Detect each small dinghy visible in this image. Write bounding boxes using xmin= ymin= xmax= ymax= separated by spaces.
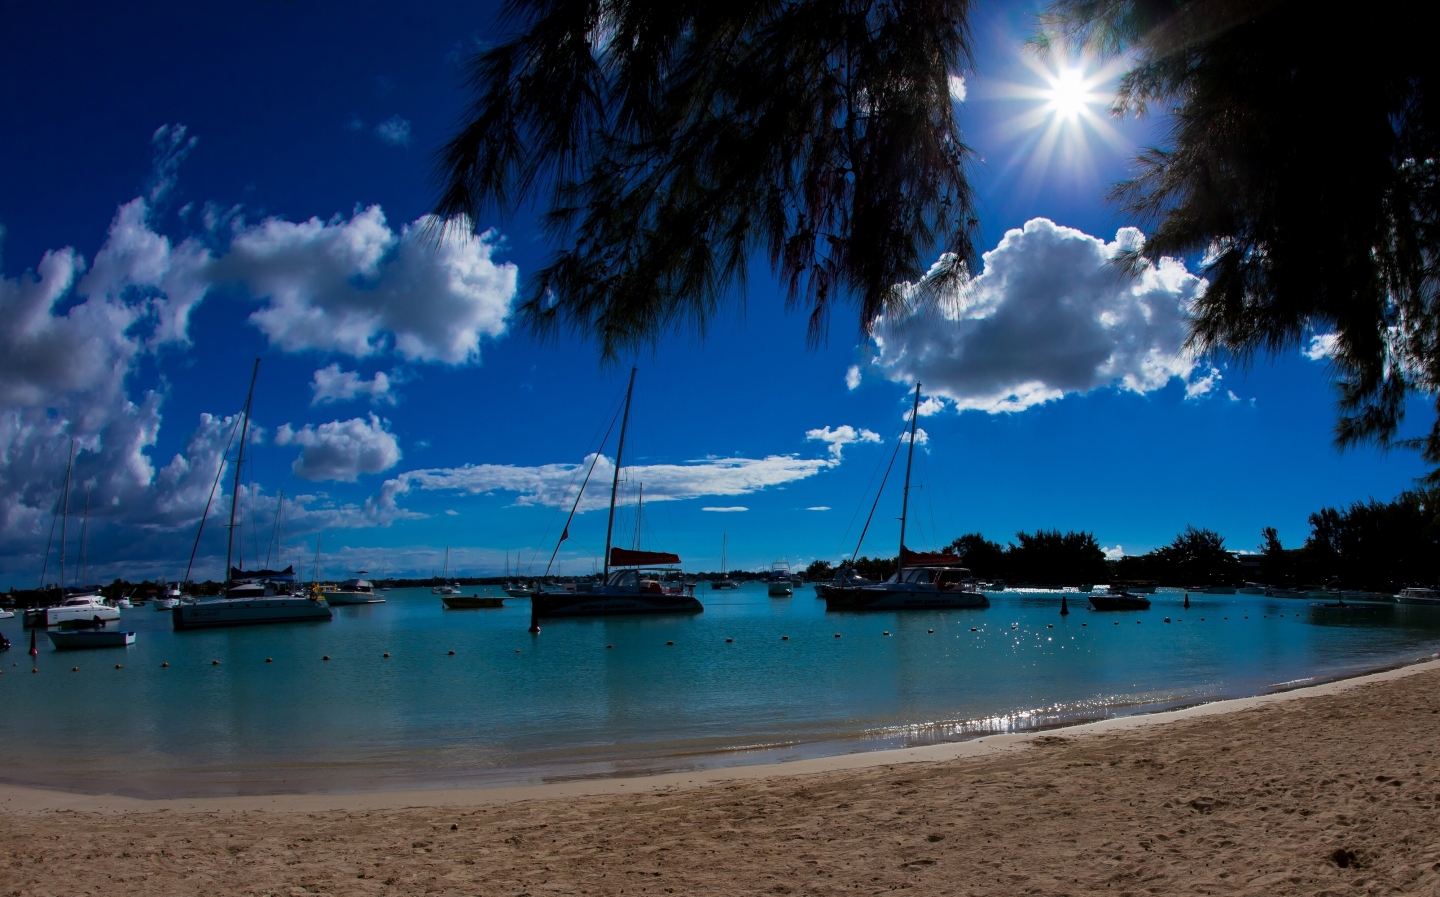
xmin=1088 ymin=591 xmax=1152 ymax=611
xmin=47 ymin=629 xmax=136 ymax=650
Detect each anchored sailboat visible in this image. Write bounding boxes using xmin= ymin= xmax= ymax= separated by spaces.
xmin=710 ymin=534 xmax=739 ymax=589
xmin=529 ymin=369 xmax=703 ymax=627
xmin=821 ymin=383 xmax=988 ymax=611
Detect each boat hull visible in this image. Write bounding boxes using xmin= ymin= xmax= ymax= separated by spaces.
xmin=1397 ymin=594 xmax=1440 ymax=606
xmin=533 ymin=590 xmax=703 ymax=617
xmin=173 ymin=597 xmax=333 ymax=630
xmin=767 ymin=584 xmax=793 ymax=597
xmin=47 ymin=630 xmax=135 ymax=649
xmin=1088 ymin=594 xmax=1152 ymax=611
xmin=502 ymin=588 xmax=534 ymax=598
xmin=46 ymin=605 xmax=121 ymax=627
xmin=325 ymin=592 xmax=385 ymax=605
xmin=822 ymin=586 xmax=989 ymax=611
xmin=444 ymin=595 xmax=505 ymax=609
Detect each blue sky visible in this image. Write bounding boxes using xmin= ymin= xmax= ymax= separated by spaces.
xmin=0 ymin=1 xmax=1428 ymax=586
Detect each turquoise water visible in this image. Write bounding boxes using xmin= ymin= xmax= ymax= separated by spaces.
xmin=1 ymin=585 xmax=1438 ymax=797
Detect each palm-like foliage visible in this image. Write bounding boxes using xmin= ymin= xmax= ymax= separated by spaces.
xmin=435 ymin=0 xmax=978 ymax=357
xmin=1038 ymin=0 xmax=1440 ymax=473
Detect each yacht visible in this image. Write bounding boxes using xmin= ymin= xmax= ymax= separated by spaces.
xmin=170 ymin=361 xmax=332 ymax=631
xmin=46 ymin=592 xmax=121 ymax=627
xmin=432 ymin=546 xmax=461 ymax=594
xmin=767 ymin=561 xmax=794 ymax=597
xmin=820 ymin=384 xmax=989 ymax=612
xmin=502 ymin=552 xmax=536 ymax=597
xmin=1397 ymin=587 xmax=1440 ymax=606
xmin=710 ymin=534 xmax=740 ymax=590
xmin=154 ymin=584 xmax=183 ymax=611
xmin=528 ymin=369 xmax=704 ymax=627
xmin=813 ymin=564 xmax=872 ymax=599
xmin=326 ymin=571 xmax=385 ymax=605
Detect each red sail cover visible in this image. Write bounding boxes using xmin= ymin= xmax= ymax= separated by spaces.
xmin=900 ymin=547 xmax=963 ymax=567
xmin=610 ymin=547 xmax=681 ymax=567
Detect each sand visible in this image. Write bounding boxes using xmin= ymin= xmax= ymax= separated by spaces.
xmin=3 ymin=662 xmax=1440 ymax=896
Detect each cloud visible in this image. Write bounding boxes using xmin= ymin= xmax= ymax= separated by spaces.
xmin=375 ymin=115 xmax=411 ymax=147
xmin=1304 ymin=332 xmax=1339 ymax=361
xmin=913 ymin=427 xmax=929 ymax=446
xmin=444 ymin=509 xmax=459 ymax=516
xmin=806 ymin=506 xmax=831 ymax=511
xmin=873 ymin=219 xmax=1208 ymax=413
xmin=221 ymin=206 xmax=517 ymax=364
xmin=310 ymin=364 xmax=399 ymax=406
xmin=948 ymin=74 xmax=967 ymax=102
xmin=702 ymin=506 xmax=748 ymax=512
xmin=845 ymin=364 xmax=862 ymax=390
xmin=1103 ymin=545 xmax=1124 ymax=560
xmin=805 ymin=425 xmax=882 ymax=460
xmin=275 ymin=414 xmax=402 ymax=482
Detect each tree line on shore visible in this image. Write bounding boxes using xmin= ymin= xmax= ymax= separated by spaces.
xmin=806 ymin=486 xmax=1439 ymax=591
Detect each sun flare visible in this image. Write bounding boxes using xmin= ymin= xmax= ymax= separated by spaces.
xmin=1043 ymin=67 xmax=1094 ymax=120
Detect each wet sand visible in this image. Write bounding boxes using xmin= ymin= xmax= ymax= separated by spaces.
xmin=3 ymin=660 xmax=1440 ymax=895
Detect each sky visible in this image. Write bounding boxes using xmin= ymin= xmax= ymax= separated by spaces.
xmin=0 ymin=0 xmax=1430 ymax=587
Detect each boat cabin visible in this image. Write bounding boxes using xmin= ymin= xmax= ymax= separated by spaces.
xmin=890 ymin=566 xmax=976 ymax=588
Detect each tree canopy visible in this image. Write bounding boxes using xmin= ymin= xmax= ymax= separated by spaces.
xmin=435 ymin=0 xmax=978 ymax=357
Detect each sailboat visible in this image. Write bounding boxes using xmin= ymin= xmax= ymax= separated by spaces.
xmin=173 ymin=360 xmax=333 ymax=630
xmin=821 ymin=383 xmax=989 ymax=611
xmin=529 ymin=369 xmax=703 ymax=625
xmin=432 ymin=546 xmax=461 ymax=594
xmin=710 ymin=534 xmax=739 ymax=589
xmin=503 ymin=550 xmax=535 ymax=598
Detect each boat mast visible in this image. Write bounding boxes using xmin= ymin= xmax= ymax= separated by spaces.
xmin=225 ymin=358 xmax=261 ymax=586
xmin=897 ymin=383 xmax=922 ymax=571
xmin=80 ymin=486 xmax=89 ymax=587
xmin=58 ymin=439 xmax=74 ymax=592
xmin=721 ymin=533 xmax=727 ymax=576
xmin=602 ymin=367 xmax=638 ymax=579
xmin=633 ymin=483 xmax=643 ymax=550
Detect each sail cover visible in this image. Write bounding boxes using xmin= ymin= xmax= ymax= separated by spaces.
xmin=899 ymin=547 xmax=964 ymax=567
xmin=610 ymin=547 xmax=681 ymax=567
xmin=231 ymin=565 xmax=297 ymax=582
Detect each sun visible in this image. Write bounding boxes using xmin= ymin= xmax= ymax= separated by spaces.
xmin=1043 ymin=66 xmax=1096 ymax=121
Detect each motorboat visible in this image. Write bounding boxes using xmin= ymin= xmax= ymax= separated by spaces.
xmin=444 ymin=593 xmax=505 ymax=609
xmin=47 ymin=629 xmax=136 ymax=649
xmin=0 ymin=609 xmax=13 ymax=620
xmin=326 ymin=572 xmax=385 ymax=605
xmin=1397 ymin=587 xmax=1440 ymax=606
xmin=767 ymin=562 xmax=794 ymax=597
xmin=819 ymin=384 xmax=989 ymax=613
xmin=154 ymin=584 xmax=183 ymax=610
xmin=504 ymin=582 xmax=536 ymax=598
xmin=528 ymin=369 xmax=704 ymax=625
xmin=1237 ymin=582 xmax=1268 ymax=595
xmin=46 ymin=593 xmax=121 ymax=627
xmin=1088 ymin=591 xmax=1152 ymax=611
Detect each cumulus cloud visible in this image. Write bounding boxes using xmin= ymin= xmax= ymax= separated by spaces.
xmin=873 ymin=219 xmax=1209 ymax=413
xmin=310 ymin=364 xmax=399 ymax=406
xmin=845 ymin=364 xmax=862 ymax=390
xmin=702 ymin=506 xmax=748 ymax=512
xmin=375 ymin=116 xmax=411 ymax=146
xmin=275 ymin=414 xmax=402 ymax=482
xmin=805 ymin=425 xmax=882 ymax=460
xmin=1304 ymin=333 xmax=1339 ymax=361
xmin=221 ymin=206 xmax=517 ymax=364
xmin=1103 ymin=545 xmax=1124 ymax=560
xmin=948 ymin=75 xmax=967 ymax=102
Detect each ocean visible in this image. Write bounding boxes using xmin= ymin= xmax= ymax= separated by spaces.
xmin=1 ymin=584 xmax=1436 ymax=797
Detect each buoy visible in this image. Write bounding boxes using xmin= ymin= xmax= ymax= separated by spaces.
xmin=725 ymin=638 xmax=733 ymax=643
xmin=1081 ymin=623 xmax=1087 ymax=627
xmin=834 ymin=633 xmax=841 ymax=638
xmin=781 ymin=635 xmax=789 ymax=640
xmin=1060 ymin=594 xmax=1070 ymax=616
xmin=31 ymin=668 xmax=37 ymax=674
xmin=161 ymin=662 xmax=169 ymax=667
xmin=1113 ymin=622 xmax=1119 ymax=625
xmin=383 ymin=652 xmax=390 ymax=658
xmin=265 ymin=657 xmax=272 ymax=663
xmin=322 ymin=655 xmax=330 ymax=661
xmin=71 ymin=666 xmax=78 ymax=672
xmin=1047 ymin=624 xmax=1053 ymax=629
xmin=212 ymin=659 xmax=220 ymax=665
xmin=1164 ymin=617 xmax=1171 ymax=623
xmin=1183 ymin=592 xmax=1190 ymax=609
xmin=28 ymin=629 xmax=37 ymax=656
xmin=666 ymin=641 xmax=674 ymax=646
xmin=448 ymin=650 xmax=455 ymax=655
xmin=882 ymin=631 xmax=891 ymax=636
xmin=970 ymin=627 xmax=977 ymax=632
xmin=606 ymin=644 xmax=614 ymax=649
xmin=515 ymin=649 xmax=522 ymax=653
xmin=115 ymin=663 xmax=122 ymax=669
xmin=928 ymin=629 xmax=934 ymax=634
xmin=1137 ymin=620 xmax=1142 ymax=624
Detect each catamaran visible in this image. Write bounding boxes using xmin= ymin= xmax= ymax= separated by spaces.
xmin=172 ymin=360 xmax=332 ymax=630
xmin=528 ymin=369 xmax=703 ymax=628
xmin=821 ymin=383 xmax=989 ymax=611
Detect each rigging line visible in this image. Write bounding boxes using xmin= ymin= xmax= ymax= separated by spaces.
xmin=525 ymin=387 xmax=627 ymax=576
xmin=542 ymin=406 xmax=623 ymax=577
xmin=834 ymin=416 xmax=913 ymax=561
xmin=265 ymin=489 xmax=284 ymax=570
xmin=851 ymin=434 xmax=905 ymax=564
xmin=183 ymin=409 xmax=245 ymax=586
xmin=37 ymin=475 xmax=62 ymax=590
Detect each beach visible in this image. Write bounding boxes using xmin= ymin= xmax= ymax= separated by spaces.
xmin=2 ymin=661 xmax=1438 ymax=895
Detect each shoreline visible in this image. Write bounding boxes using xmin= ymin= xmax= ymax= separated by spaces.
xmin=4 ymin=654 xmax=1435 ymax=815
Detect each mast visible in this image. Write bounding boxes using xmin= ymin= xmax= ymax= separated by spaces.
xmin=58 ymin=439 xmax=74 ymax=592
xmin=80 ymin=486 xmax=90 ymax=587
xmin=225 ymin=358 xmax=261 ymax=586
xmin=602 ymin=367 xmax=638 ymax=579
xmin=897 ymin=383 xmax=922 ymax=571
xmin=721 ymin=533 xmax=727 ymax=576
xmin=633 ymin=483 xmax=643 ymax=550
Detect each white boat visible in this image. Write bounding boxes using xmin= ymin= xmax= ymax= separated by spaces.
xmin=46 ymin=593 xmax=121 ymax=627
xmin=820 ymin=384 xmax=989 ymax=612
xmin=0 ymin=609 xmax=14 ymax=620
xmin=710 ymin=534 xmax=740 ymax=589
xmin=812 ymin=564 xmax=872 ymax=599
xmin=326 ymin=571 xmax=385 ymax=605
xmin=47 ymin=629 xmax=136 ymax=649
xmin=432 ymin=546 xmax=461 ymax=594
xmin=1397 ymin=587 xmax=1440 ymax=606
xmin=529 ymin=369 xmax=704 ymax=624
xmin=767 ymin=561 xmax=794 ymax=597
xmin=502 ymin=551 xmax=536 ymax=597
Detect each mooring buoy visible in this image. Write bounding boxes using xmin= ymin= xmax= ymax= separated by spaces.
xmin=1060 ymin=594 xmax=1070 ymax=616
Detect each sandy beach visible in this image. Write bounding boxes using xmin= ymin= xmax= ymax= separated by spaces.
xmin=3 ymin=661 xmax=1440 ymax=895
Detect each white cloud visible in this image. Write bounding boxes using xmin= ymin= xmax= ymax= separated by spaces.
xmin=915 ymin=396 xmax=945 ymax=416
xmin=310 ymin=363 xmax=399 ymax=406
xmin=845 ymin=364 xmax=862 ymax=390
xmin=222 ymin=206 xmax=517 ymax=364
xmin=1103 ymin=545 xmax=1124 ymax=560
xmin=913 ymin=427 xmax=929 ymax=446
xmin=806 ymin=506 xmax=831 ymax=511
xmin=702 ymin=506 xmax=748 ymax=512
xmin=873 ymin=219 xmax=1209 ymax=413
xmin=375 ymin=115 xmax=411 ymax=147
xmin=948 ymin=74 xmax=967 ymax=102
xmin=805 ymin=425 xmax=882 ymax=460
xmin=1185 ymin=366 xmax=1220 ymax=399
xmin=1304 ymin=332 xmax=1338 ymax=361
xmin=444 ymin=509 xmax=459 ymax=516
xmin=275 ymin=414 xmax=402 ymax=482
